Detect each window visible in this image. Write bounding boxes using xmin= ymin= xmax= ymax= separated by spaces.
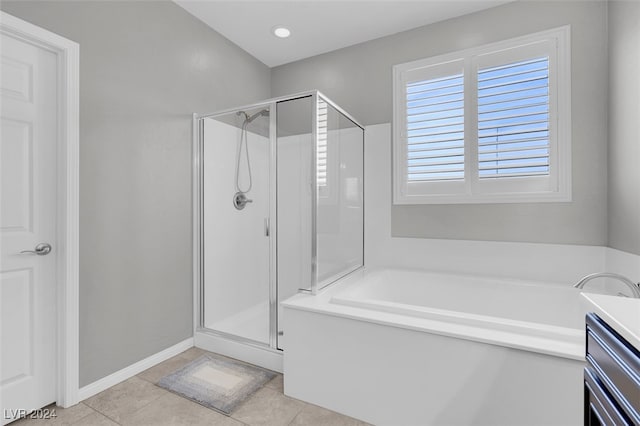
xmin=317 ymin=98 xmax=328 ymax=189
xmin=316 ymin=98 xmax=336 ymax=202
xmin=393 ymin=26 xmax=571 ymax=204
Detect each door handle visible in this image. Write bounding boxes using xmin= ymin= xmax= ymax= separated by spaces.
xmin=20 ymin=243 xmax=52 ymax=256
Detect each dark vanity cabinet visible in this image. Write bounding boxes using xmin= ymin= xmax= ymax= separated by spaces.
xmin=584 ymin=313 xmax=640 ymax=425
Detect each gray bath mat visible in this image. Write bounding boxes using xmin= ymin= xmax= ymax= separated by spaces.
xmin=157 ymin=354 xmax=276 ymax=415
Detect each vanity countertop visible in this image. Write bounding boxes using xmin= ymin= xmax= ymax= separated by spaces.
xmin=581 ymin=293 xmax=640 ymax=350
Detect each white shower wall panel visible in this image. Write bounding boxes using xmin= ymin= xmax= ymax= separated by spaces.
xmin=316 ymin=126 xmax=364 ymax=286
xmin=276 ymin=133 xmax=312 ymax=328
xmin=277 ymin=125 xmax=364 ymax=296
xmin=203 ymin=118 xmax=270 ymax=343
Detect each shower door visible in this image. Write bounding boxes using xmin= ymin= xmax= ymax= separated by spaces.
xmin=201 ymin=106 xmax=273 ymax=345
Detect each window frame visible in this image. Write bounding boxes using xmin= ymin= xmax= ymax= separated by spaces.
xmin=392 ymin=26 xmax=571 ymax=205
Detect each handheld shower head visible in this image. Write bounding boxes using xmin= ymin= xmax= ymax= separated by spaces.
xmin=238 ymin=109 xmax=269 ymax=125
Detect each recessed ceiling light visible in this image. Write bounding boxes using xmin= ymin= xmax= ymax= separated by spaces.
xmin=272 ymin=26 xmax=291 ymax=38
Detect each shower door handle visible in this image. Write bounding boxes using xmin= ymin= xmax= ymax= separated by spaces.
xmin=264 ymin=218 xmax=270 ymax=237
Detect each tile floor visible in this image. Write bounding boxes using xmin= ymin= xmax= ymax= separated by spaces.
xmin=13 ymin=347 xmax=369 ymax=426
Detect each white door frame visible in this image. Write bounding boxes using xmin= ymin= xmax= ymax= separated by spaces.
xmin=1 ymin=11 xmax=80 ymax=408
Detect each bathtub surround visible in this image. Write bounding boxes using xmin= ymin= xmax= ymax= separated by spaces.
xmin=605 ymin=248 xmax=640 ymax=286
xmin=0 ymin=1 xmax=271 ymax=387
xmin=286 ymin=313 xmax=582 ymax=425
xmin=272 ymin=0 xmax=609 ymax=248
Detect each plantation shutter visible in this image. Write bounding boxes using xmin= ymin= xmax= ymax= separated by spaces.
xmin=405 ymin=72 xmax=465 ymax=182
xmin=477 ymin=57 xmax=550 ymax=179
xmin=316 ymin=99 xmax=328 ymax=187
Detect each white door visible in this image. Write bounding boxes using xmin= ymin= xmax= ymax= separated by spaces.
xmin=1 ymin=27 xmax=58 ymax=425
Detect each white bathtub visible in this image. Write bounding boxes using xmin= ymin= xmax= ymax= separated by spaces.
xmin=331 ymin=268 xmax=585 ymax=358
xmin=282 ymin=268 xmax=586 ymax=426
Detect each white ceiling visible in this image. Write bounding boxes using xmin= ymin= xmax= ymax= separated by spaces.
xmin=174 ymin=1 xmax=514 ymax=67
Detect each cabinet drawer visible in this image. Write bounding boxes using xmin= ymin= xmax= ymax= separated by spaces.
xmin=585 ymin=366 xmax=631 ymax=425
xmin=586 ymin=313 xmax=640 ymax=421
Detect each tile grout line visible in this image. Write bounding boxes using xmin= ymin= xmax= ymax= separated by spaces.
xmin=85 ymin=377 xmax=169 ymax=426
xmin=135 ymin=372 xmax=156 ymax=384
xmin=228 ymin=382 xmax=276 ymax=426
xmin=79 ymin=404 xmax=122 ymax=426
xmin=285 ymin=405 xmax=306 ymax=426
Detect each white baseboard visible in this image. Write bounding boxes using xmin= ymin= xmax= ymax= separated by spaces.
xmin=78 ymin=337 xmax=194 ymax=401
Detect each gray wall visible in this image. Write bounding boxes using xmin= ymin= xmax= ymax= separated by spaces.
xmin=0 ymin=1 xmax=271 ymax=386
xmin=272 ymin=1 xmax=609 ymax=246
xmin=608 ymin=1 xmax=640 ymax=256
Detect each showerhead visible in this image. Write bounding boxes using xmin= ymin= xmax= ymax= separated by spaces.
xmin=238 ymin=109 xmax=269 ymax=124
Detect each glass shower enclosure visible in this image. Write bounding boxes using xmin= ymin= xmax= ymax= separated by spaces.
xmin=193 ymin=91 xmax=364 ymax=364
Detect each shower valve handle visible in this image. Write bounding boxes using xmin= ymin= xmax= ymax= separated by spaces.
xmin=233 ymin=192 xmax=253 ymax=210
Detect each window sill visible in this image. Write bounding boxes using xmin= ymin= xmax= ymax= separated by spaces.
xmin=393 ymin=190 xmax=572 ymax=205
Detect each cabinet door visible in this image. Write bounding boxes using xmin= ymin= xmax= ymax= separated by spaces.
xmin=586 ymin=313 xmax=640 ymax=423
xmin=584 ymin=367 xmax=630 ymax=426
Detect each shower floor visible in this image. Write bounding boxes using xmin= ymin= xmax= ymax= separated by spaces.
xmin=206 ymin=301 xmax=270 ymax=345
